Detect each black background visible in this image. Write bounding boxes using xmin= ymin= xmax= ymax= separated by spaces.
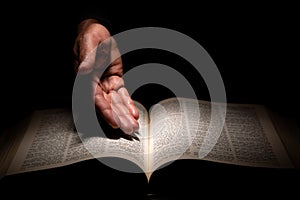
xmin=1 ymin=2 xmax=299 ymax=199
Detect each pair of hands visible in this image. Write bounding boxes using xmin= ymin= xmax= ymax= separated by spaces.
xmin=73 ymin=19 xmax=139 ymax=135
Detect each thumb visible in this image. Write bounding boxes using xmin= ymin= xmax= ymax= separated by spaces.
xmin=78 ymin=46 xmax=97 ymax=75
xmin=76 ymin=22 xmax=111 ymax=74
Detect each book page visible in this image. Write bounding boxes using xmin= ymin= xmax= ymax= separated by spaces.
xmin=85 ymin=101 xmax=149 ymax=173
xmin=150 ymin=98 xmax=196 ymax=172
xmin=181 ymin=99 xmax=293 ymax=168
xmin=6 ymin=102 xmax=149 ymax=175
xmin=268 ymin=110 xmax=300 ymax=169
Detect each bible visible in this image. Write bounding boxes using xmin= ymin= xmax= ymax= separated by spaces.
xmin=1 ymin=97 xmax=298 ymax=181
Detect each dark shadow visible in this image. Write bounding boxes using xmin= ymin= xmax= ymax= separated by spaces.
xmin=73 ymin=109 xmax=139 ymax=142
xmin=131 ymin=83 xmax=176 ymax=111
xmin=96 ymin=110 xmax=139 ymax=141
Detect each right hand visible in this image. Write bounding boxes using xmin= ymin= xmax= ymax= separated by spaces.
xmin=73 ymin=19 xmax=139 ymax=134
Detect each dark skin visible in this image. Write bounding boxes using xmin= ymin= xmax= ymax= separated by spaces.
xmin=73 ymin=19 xmax=139 ymax=134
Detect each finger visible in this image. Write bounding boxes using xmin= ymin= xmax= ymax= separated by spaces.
xmin=118 ymin=87 xmax=139 ymax=120
xmin=94 ymin=37 xmax=122 ymax=70
xmin=97 ymin=38 xmax=123 ymax=78
xmin=111 ymin=91 xmax=138 ymax=134
xmin=111 ymin=92 xmax=139 ymax=134
xmin=94 ymin=85 xmax=120 ymax=128
xmin=93 ymin=38 xmax=111 ymax=71
xmin=101 ymin=57 xmax=123 ymax=78
xmin=78 ymin=24 xmax=111 ymax=74
xmin=78 ymin=47 xmax=97 ymax=75
xmin=102 ymin=76 xmax=124 ymax=92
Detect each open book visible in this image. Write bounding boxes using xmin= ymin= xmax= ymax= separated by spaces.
xmin=1 ymin=97 xmax=298 ymax=181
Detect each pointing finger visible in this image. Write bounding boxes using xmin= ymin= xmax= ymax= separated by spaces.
xmin=111 ymin=91 xmax=139 ymax=134
xmin=118 ymin=87 xmax=139 ymax=120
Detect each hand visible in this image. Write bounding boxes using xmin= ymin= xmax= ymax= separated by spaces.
xmin=73 ymin=19 xmax=139 ymax=134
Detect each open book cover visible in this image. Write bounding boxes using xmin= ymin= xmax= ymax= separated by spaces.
xmin=1 ymin=97 xmax=298 ymax=181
